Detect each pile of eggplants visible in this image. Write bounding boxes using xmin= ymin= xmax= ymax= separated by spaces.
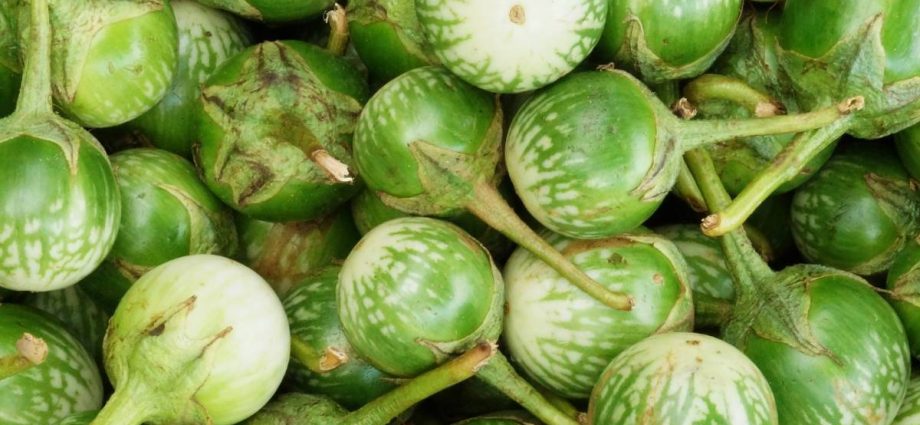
xmin=5 ymin=0 xmax=920 ymax=424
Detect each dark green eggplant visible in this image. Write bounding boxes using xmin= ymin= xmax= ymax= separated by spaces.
xmin=127 ymin=0 xmax=252 ymax=157
xmin=887 ymin=236 xmax=920 ymax=357
xmin=79 ymin=148 xmax=238 ymax=311
xmin=347 ymin=0 xmax=439 ymax=85
xmin=0 ymin=3 xmax=19 ymax=117
xmin=791 ymin=142 xmax=920 ymax=275
xmin=283 ymin=266 xmax=396 ymax=409
xmin=196 ymin=0 xmax=335 ymax=23
xmin=595 ymin=0 xmax=743 ymax=83
xmin=684 ymin=148 xmax=911 ymax=424
xmin=896 ymin=123 xmax=920 ymax=180
xmin=237 ymin=209 xmax=359 ymax=296
xmin=0 ymin=0 xmax=120 ymax=292
xmin=195 ymin=40 xmax=368 ymax=222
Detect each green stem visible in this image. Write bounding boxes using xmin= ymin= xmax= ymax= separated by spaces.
xmin=536 ymin=387 xmax=582 ymax=421
xmin=90 ymin=380 xmax=156 ymax=425
xmin=672 ymin=153 xmax=708 ymax=213
xmin=476 ymin=352 xmax=580 ymax=425
xmin=683 ymin=74 xmax=783 ymax=117
xmin=14 ymin=0 xmax=53 ymax=116
xmin=342 ymin=343 xmax=495 ymax=425
xmin=702 ymin=116 xmax=853 ymax=237
xmin=0 ymin=333 xmax=47 ymax=381
xmin=290 ymin=336 xmax=324 ymax=373
xmin=676 ymin=96 xmax=862 ymax=151
xmin=650 ymin=80 xmax=680 ymax=107
xmin=684 ymin=149 xmax=774 ymax=306
xmin=325 ymin=3 xmax=349 ymax=57
xmin=693 ymin=294 xmax=733 ymax=328
xmin=467 ymin=182 xmax=633 ymax=311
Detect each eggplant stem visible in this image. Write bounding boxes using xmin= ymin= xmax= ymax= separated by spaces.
xmin=683 ymin=74 xmax=784 ymax=117
xmin=14 ymin=0 xmax=54 ymax=116
xmin=89 ymin=379 xmax=156 ymax=425
xmin=312 ymin=149 xmax=354 ymax=183
xmin=693 ymin=294 xmax=734 ymax=328
xmin=702 ymin=117 xmax=853 ymax=237
xmin=0 ymin=333 xmax=48 ymax=381
xmin=476 ymin=352 xmax=580 ymax=425
xmin=325 ymin=3 xmax=349 ymax=57
xmin=466 ymin=182 xmax=634 ymax=311
xmin=341 ymin=342 xmax=495 ymax=425
xmin=677 ymin=96 xmax=863 ymax=151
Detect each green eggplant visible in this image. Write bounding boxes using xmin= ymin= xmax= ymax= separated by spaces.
xmin=196 ymin=0 xmax=335 ymax=23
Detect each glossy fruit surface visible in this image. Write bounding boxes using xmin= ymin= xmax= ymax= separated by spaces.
xmin=348 ymin=0 xmax=438 ymax=85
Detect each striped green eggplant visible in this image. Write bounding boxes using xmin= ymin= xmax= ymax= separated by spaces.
xmin=57 ymin=410 xmax=98 ymax=425
xmin=283 ymin=266 xmax=396 ymax=409
xmin=196 ymin=0 xmax=334 ymax=23
xmin=414 ymin=0 xmax=606 ymax=93
xmin=339 ymin=217 xmax=579 ymax=425
xmin=0 ymin=304 xmax=103 ymax=424
xmin=195 ymin=39 xmax=368 ymax=222
xmin=43 ymin=0 xmax=178 ymax=128
xmin=354 ymin=65 xmax=632 ymax=312
xmin=655 ymin=224 xmax=735 ymax=301
xmin=887 ymin=236 xmax=920 ymax=357
xmin=94 ymin=255 xmax=290 ymax=425
xmin=685 ymin=148 xmax=911 ymax=425
xmin=588 ymin=332 xmax=777 ymax=424
xmin=595 ymin=0 xmax=742 ymax=83
xmin=128 ymin=0 xmax=252 ymax=157
xmin=0 ymin=0 xmax=120 ymax=292
xmin=23 ymin=285 xmax=108 ymax=363
xmin=347 ymin=0 xmax=438 ymax=85
xmin=503 ymin=229 xmax=693 ymax=399
xmin=791 ymin=142 xmax=920 ymax=275
xmin=504 ymin=68 xmax=860 ymax=240
xmin=237 ymin=209 xmax=359 ymax=296
xmin=79 ymin=148 xmax=238 ymax=310
xmin=452 ymin=411 xmax=537 ymax=425
xmin=894 ymin=375 xmax=920 ymax=424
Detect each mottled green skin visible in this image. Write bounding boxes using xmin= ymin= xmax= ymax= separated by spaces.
xmin=589 ymin=332 xmax=777 ymax=425
xmin=0 ymin=304 xmax=103 ymax=425
xmin=0 ymin=118 xmax=121 ymax=292
xmin=596 ymin=0 xmax=742 ymax=83
xmin=503 ymin=229 xmax=693 ymax=399
xmin=896 ymin=123 xmax=920 ymax=180
xmin=774 ymin=0 xmax=920 ymax=138
xmin=23 ymin=285 xmax=109 ymax=363
xmin=46 ymin=0 xmax=179 ymax=128
xmin=351 ymin=189 xmax=513 ymax=260
xmin=452 ymin=412 xmax=537 ymax=425
xmin=196 ymin=40 xmax=367 ymax=222
xmin=506 ymin=70 xmax=668 ymax=239
xmin=894 ymin=375 xmax=920 ymax=424
xmin=56 ymin=410 xmax=97 ymax=425
xmin=242 ymin=393 xmax=347 ymax=425
xmin=726 ymin=266 xmax=910 ymax=424
xmin=283 ymin=266 xmax=396 ymax=409
xmin=338 ymin=217 xmax=503 ymax=377
xmin=77 ymin=148 xmax=237 ymax=307
xmin=237 ymin=208 xmax=359 ymax=296
xmin=198 ymin=0 xmax=334 ymax=22
xmin=656 ymin=224 xmax=734 ymax=301
xmin=791 ymin=143 xmax=920 ymax=275
xmin=353 ymin=66 xmax=501 ymax=217
xmin=348 ymin=0 xmax=439 ymax=85
xmin=887 ymin=238 xmax=920 ymax=357
xmin=415 ymin=0 xmax=607 ymax=93
xmin=129 ymin=0 xmax=252 ymax=157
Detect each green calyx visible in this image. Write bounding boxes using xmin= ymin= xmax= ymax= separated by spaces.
xmin=45 ymin=0 xmax=179 ymax=128
xmin=597 ymin=0 xmax=743 ymax=83
xmin=237 ymin=209 xmax=359 ymax=296
xmin=502 ymin=229 xmax=694 ymax=399
xmin=197 ymin=0 xmax=335 ymax=23
xmin=196 ymin=40 xmax=366 ymax=222
xmin=790 ymin=143 xmax=920 ymax=275
xmin=347 ymin=0 xmax=439 ymax=85
xmin=0 ymin=0 xmax=120 ymax=292
xmin=284 ymin=266 xmax=396 ymax=409
xmin=128 ymin=0 xmax=253 ymax=157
